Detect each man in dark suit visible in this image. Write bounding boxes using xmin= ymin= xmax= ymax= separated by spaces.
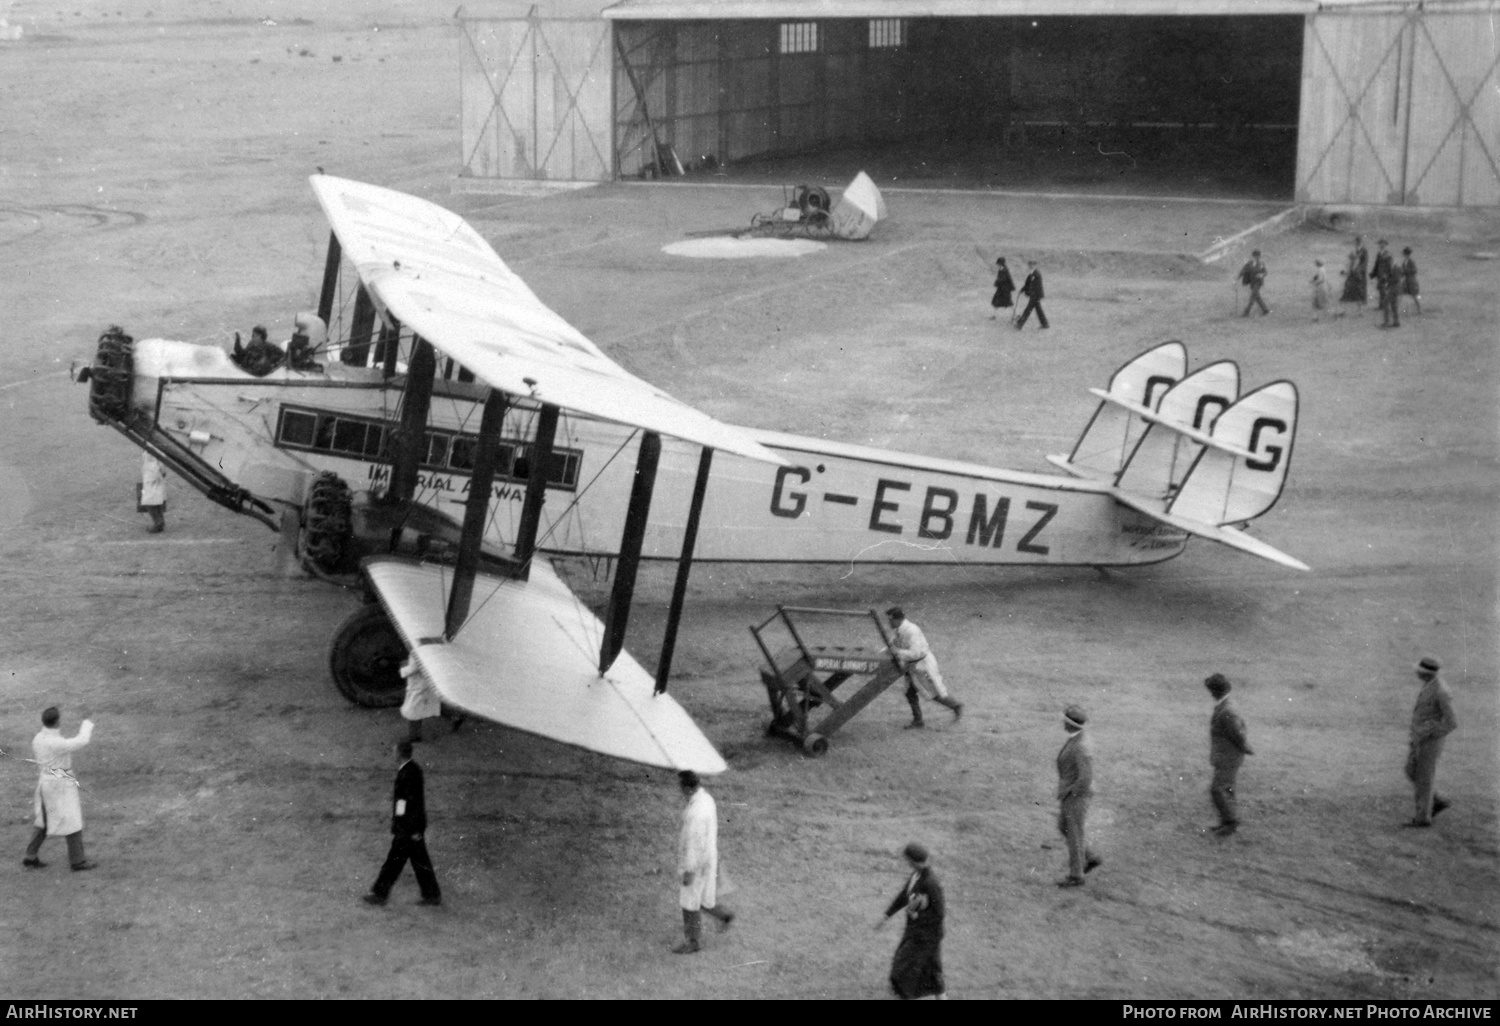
xmin=1205 ymin=673 xmax=1254 ymax=837
xmin=1371 ymin=239 xmax=1401 ymax=328
xmin=1239 ymin=250 xmax=1269 ymax=316
xmin=1056 ymin=704 xmax=1101 ymax=887
xmin=364 ymin=740 xmax=442 ymax=907
xmin=1015 ymin=260 xmax=1048 ymax=329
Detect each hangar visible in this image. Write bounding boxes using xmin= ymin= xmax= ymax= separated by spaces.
xmin=455 ymin=0 xmax=1499 ymax=206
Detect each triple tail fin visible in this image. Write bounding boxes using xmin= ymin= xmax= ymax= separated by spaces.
xmin=1047 ymin=341 xmax=1186 ymax=480
xmin=1116 ymin=360 xmax=1241 ymax=499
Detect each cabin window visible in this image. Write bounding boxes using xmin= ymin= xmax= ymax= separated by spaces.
xmin=278 ymin=408 xmax=317 ymax=448
xmin=274 ymin=403 xmax=581 ymax=491
xmin=448 ymin=436 xmax=477 ymax=472
xmin=779 ymin=22 xmax=818 ymax=54
xmin=869 ymin=19 xmax=903 ymax=49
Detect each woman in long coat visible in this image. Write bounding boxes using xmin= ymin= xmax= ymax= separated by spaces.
xmin=881 ymin=843 xmax=947 ymax=999
xmin=1339 ymin=236 xmax=1369 ymax=306
xmin=990 ymin=257 xmax=1015 ymax=320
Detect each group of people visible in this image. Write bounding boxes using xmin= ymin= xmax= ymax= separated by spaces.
xmin=229 ymin=314 xmax=328 ymax=377
xmin=1246 ymin=236 xmax=1422 ymax=325
xmin=20 ymin=641 xmax=1457 ymax=1000
xmin=989 ymin=257 xmax=1048 ymax=329
xmin=1335 ymin=235 xmax=1422 ymax=327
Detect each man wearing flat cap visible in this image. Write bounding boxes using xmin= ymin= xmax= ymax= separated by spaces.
xmin=1205 ymin=673 xmax=1254 ymax=837
xmin=879 ymin=842 xmax=947 ymax=999
xmin=673 ymin=770 xmax=733 ymax=953
xmin=885 ymin=607 xmax=962 ymax=728
xmin=1405 ymin=657 xmax=1456 ymax=827
xmin=1056 ymin=704 xmax=1102 ymax=887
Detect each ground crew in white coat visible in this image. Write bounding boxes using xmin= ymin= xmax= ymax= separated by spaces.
xmin=22 ymin=707 xmax=98 ymax=871
xmin=673 ymin=770 xmax=733 ymax=953
xmin=139 ymin=452 xmax=167 ymax=533
xmin=886 ymin=607 xmax=963 ymax=728
xmin=399 ymin=657 xmax=465 ymax=743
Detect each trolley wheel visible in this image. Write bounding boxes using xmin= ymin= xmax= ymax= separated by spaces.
xmin=804 ymin=210 xmax=833 ymax=239
xmin=802 ymin=733 xmax=829 ymax=757
xmin=329 ymin=603 xmax=406 ymax=708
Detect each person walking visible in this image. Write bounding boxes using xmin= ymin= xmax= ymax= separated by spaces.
xmin=989 ymin=257 xmax=1015 ymax=321
xmin=1405 ymin=657 xmax=1457 ymax=828
xmin=1311 ymin=260 xmax=1330 ymax=321
xmin=1239 ymin=250 xmax=1269 ymax=316
xmin=139 ymin=452 xmax=167 ymax=534
xmin=878 ymin=842 xmax=947 ymax=1000
xmin=885 ymin=607 xmax=962 ymax=728
xmin=363 ymin=740 xmax=442 ymax=906
xmin=1339 ymin=235 xmax=1369 ymax=310
xmin=22 ymin=707 xmax=98 ymax=872
xmin=1371 ymin=239 xmax=1401 ymax=328
xmin=1205 ymin=673 xmax=1254 ymax=837
xmin=1056 ymin=704 xmax=1101 ymax=887
xmin=1400 ymin=247 xmax=1422 ymax=317
xmin=673 ymin=770 xmax=733 ymax=953
xmin=1015 ymin=260 xmax=1048 ymax=329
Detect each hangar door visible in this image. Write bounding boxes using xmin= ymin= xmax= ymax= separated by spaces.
xmin=1297 ymin=6 xmax=1500 ymax=206
xmin=459 ymin=15 xmax=613 ymax=180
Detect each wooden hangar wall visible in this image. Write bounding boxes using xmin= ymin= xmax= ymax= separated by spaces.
xmin=1297 ymin=4 xmax=1500 ymax=207
xmin=454 ymin=5 xmax=1498 ymax=208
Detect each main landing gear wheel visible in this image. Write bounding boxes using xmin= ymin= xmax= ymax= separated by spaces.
xmin=329 ymin=603 xmax=406 ymax=708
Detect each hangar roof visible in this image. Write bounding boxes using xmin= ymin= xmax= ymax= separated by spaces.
xmin=602 ymin=0 xmax=1317 ymax=19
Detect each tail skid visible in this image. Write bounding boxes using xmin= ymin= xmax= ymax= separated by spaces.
xmin=1053 ymin=344 xmax=1307 ymax=571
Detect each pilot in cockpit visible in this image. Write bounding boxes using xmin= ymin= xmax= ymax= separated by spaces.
xmin=231 ymin=325 xmax=285 ymax=377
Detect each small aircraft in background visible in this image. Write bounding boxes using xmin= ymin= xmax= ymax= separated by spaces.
xmin=80 ymin=177 xmax=1304 ymax=774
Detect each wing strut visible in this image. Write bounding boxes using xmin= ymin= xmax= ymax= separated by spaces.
xmin=599 ymin=431 xmax=661 ymax=674
xmin=343 ymin=285 xmax=377 ymax=366
xmin=387 ymin=336 xmax=436 ymax=506
xmin=655 ymin=447 xmax=714 ymax=695
xmin=378 ymin=316 xmax=401 ymax=379
xmin=513 ymin=403 xmax=560 ymax=578
xmin=445 ymin=389 xmax=511 ymax=639
xmin=316 ymin=231 xmax=341 ymax=331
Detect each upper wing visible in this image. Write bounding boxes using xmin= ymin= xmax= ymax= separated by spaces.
xmin=310 ymin=175 xmax=784 ymax=467
xmin=366 ymin=556 xmax=728 ymax=774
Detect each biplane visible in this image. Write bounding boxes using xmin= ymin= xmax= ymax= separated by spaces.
xmin=82 ymin=176 xmax=1304 ymax=775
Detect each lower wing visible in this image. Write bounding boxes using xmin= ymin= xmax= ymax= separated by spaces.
xmin=364 ymin=556 xmax=728 ymax=774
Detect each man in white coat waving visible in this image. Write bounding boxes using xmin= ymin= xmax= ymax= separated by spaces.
xmin=673 ymin=770 xmax=734 ymax=954
xmin=22 ymin=707 xmax=97 ymax=871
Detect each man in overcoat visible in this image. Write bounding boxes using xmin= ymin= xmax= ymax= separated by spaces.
xmin=879 ymin=842 xmax=947 ymax=1000
xmin=1015 ymin=260 xmax=1048 ymax=329
xmin=674 ymin=770 xmax=733 ymax=953
xmin=1056 ymin=704 xmax=1101 ymax=887
xmin=363 ymin=740 xmax=441 ymax=906
xmin=23 ymin=707 xmax=97 ymax=871
xmin=1405 ymin=657 xmax=1457 ymax=827
xmin=1371 ymin=239 xmax=1401 ymax=328
xmin=1205 ymin=673 xmax=1254 ymax=836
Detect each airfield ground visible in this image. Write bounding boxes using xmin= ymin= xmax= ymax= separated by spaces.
xmin=1 ymin=1 xmax=1497 ymax=1001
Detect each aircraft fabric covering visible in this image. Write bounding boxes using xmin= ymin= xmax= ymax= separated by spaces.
xmin=830 ymin=171 xmax=886 ymax=241
xmin=309 ymin=176 xmax=784 ymax=467
xmin=366 ymin=558 xmax=729 ymax=774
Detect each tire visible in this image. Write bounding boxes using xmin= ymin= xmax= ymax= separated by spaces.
xmin=804 ymin=210 xmax=833 ymax=239
xmin=329 ymin=603 xmax=407 ymax=708
xmin=802 ymin=733 xmax=829 ymax=757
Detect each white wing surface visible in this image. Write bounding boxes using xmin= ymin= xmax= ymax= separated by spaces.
xmin=310 ymin=175 xmax=784 ymax=467
xmin=366 ymin=557 xmax=729 ymax=774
